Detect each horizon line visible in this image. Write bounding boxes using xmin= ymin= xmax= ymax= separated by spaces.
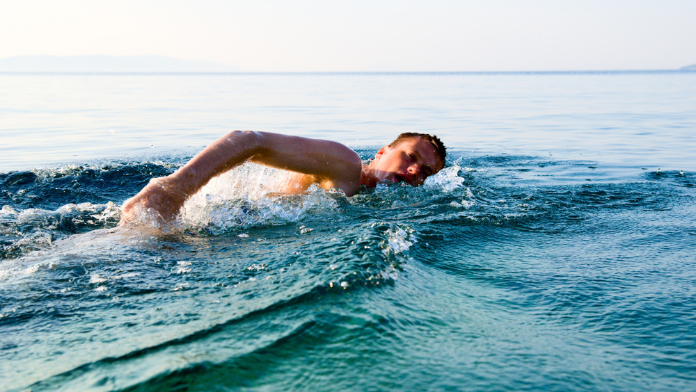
xmin=1 ymin=69 xmax=694 ymax=75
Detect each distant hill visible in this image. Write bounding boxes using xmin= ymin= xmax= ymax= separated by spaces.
xmin=680 ymin=64 xmax=696 ymax=71
xmin=0 ymin=55 xmax=242 ymax=73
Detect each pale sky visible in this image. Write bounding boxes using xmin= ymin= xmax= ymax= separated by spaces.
xmin=1 ymin=0 xmax=695 ymax=72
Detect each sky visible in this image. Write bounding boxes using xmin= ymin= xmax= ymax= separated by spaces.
xmin=1 ymin=0 xmax=695 ymax=72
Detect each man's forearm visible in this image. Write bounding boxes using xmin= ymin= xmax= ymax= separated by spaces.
xmin=169 ymin=130 xmax=262 ymax=197
xmin=121 ymin=130 xmax=263 ymax=222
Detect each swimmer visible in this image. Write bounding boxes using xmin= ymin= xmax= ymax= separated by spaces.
xmin=120 ymin=131 xmax=446 ymax=223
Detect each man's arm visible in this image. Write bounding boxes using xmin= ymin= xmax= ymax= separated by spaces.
xmin=120 ymin=131 xmax=363 ymax=222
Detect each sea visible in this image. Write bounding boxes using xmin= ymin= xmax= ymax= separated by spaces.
xmin=1 ymin=71 xmax=695 ymax=391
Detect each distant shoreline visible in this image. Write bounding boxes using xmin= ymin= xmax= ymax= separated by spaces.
xmin=0 ymin=70 xmax=694 ymax=75
xmin=2 ymin=55 xmax=693 ymax=74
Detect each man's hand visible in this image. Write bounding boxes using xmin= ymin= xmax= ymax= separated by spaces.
xmin=120 ymin=177 xmax=189 ymax=224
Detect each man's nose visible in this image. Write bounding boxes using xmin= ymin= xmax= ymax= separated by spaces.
xmin=408 ymin=164 xmax=424 ymax=181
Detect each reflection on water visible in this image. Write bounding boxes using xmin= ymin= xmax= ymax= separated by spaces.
xmin=1 ymin=72 xmax=695 ymax=171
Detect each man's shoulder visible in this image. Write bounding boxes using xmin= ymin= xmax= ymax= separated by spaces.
xmin=316 ymin=143 xmax=362 ymax=196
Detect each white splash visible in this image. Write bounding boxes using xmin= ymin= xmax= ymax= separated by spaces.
xmin=382 ymin=225 xmax=416 ymax=256
xmin=176 ymin=163 xmax=340 ymax=231
xmin=89 ymin=273 xmax=107 ymax=284
xmin=424 ymin=164 xmax=464 ymax=192
xmin=176 ymin=261 xmax=192 ymax=274
xmin=450 ymin=187 xmax=476 ymax=209
xmin=1 ymin=205 xmax=19 ymax=218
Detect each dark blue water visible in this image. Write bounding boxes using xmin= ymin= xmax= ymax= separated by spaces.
xmin=1 ymin=72 xmax=696 ymax=391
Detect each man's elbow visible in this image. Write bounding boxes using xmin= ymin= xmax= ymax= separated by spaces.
xmin=222 ymin=130 xmax=264 ymax=152
xmin=224 ymin=129 xmax=263 ymax=143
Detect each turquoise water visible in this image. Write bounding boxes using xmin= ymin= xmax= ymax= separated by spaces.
xmin=1 ymin=72 xmax=695 ymax=391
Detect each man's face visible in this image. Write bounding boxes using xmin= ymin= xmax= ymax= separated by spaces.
xmin=370 ymin=137 xmax=444 ymax=186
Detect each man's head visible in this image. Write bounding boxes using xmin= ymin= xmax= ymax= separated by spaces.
xmin=389 ymin=132 xmax=446 ymax=164
xmin=367 ymin=132 xmax=446 ymax=186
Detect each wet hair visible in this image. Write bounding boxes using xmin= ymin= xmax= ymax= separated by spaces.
xmin=389 ymin=132 xmax=447 ymax=164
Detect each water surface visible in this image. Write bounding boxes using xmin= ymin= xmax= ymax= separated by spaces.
xmin=1 ymin=72 xmax=695 ymax=391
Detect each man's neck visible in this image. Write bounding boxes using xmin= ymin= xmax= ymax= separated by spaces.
xmin=359 ymin=163 xmax=377 ymax=188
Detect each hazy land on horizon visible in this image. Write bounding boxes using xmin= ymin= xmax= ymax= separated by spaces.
xmin=0 ymin=54 xmax=694 ymax=73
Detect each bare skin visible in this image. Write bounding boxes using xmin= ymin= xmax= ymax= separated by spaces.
xmin=120 ymin=131 xmax=443 ymax=223
xmin=360 ymin=137 xmax=444 ymax=188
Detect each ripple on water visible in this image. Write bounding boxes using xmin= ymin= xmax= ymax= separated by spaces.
xmin=2 ymin=154 xmax=696 ymax=391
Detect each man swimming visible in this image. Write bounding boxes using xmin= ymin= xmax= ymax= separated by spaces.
xmin=120 ymin=131 xmax=446 ymax=223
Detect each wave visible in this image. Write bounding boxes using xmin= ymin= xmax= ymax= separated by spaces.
xmin=2 ymin=154 xmax=692 ymax=261
xmin=2 ymin=153 xmax=696 ymax=391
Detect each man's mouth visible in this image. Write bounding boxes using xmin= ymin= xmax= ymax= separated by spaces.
xmin=393 ymin=174 xmax=410 ymax=184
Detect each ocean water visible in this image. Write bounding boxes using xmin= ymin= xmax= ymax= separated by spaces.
xmin=1 ymin=71 xmax=695 ymax=391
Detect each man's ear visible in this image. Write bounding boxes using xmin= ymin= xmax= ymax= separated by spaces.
xmin=375 ymin=145 xmax=389 ymax=159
